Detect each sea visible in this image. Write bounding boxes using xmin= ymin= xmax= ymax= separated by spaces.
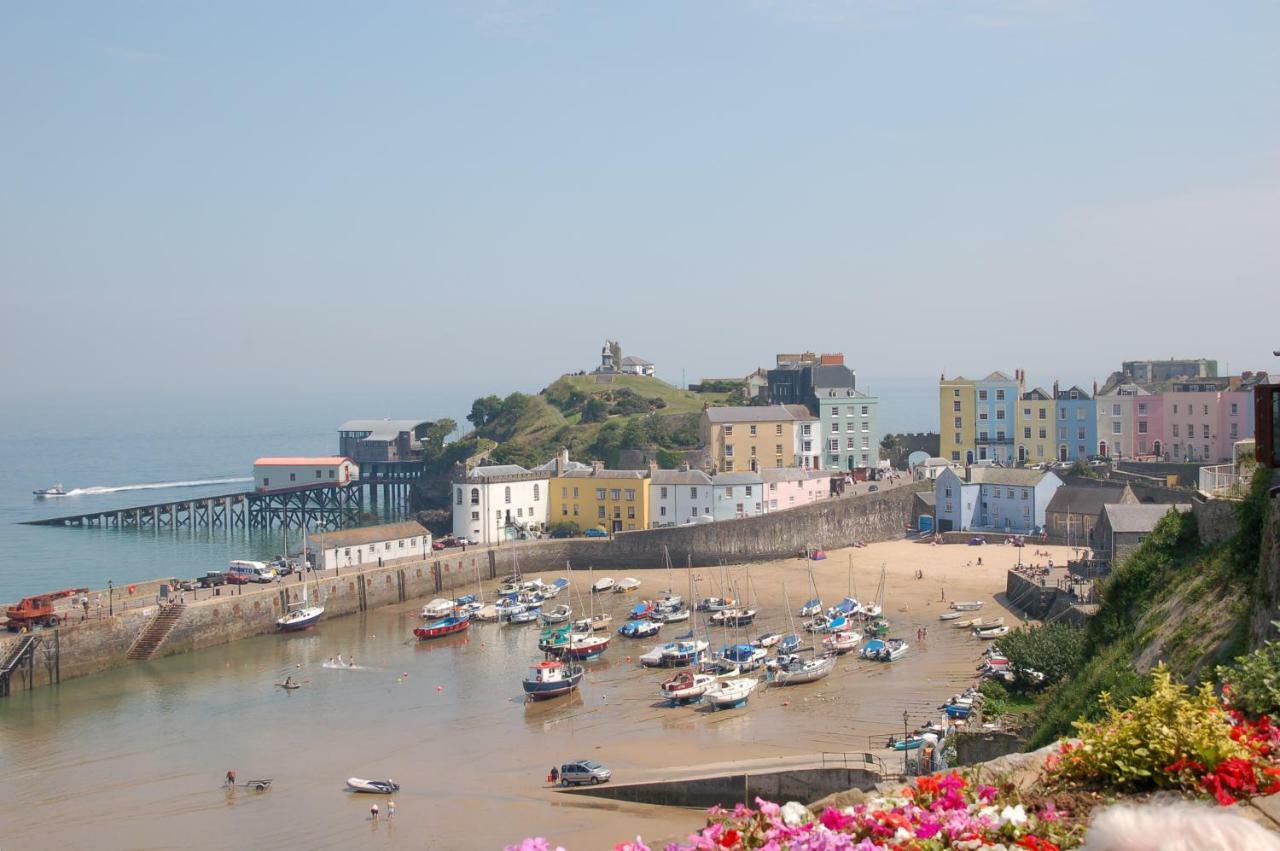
xmin=0 ymin=379 xmax=939 ymax=601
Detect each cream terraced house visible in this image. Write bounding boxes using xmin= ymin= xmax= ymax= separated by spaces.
xmin=700 ymin=405 xmax=816 ymax=473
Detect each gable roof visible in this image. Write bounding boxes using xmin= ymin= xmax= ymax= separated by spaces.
xmin=1046 ymin=484 xmax=1128 ymax=517
xmin=714 ymin=472 xmax=764 ymax=486
xmin=811 ymin=364 xmax=856 ymax=390
xmin=759 ymin=467 xmax=823 ymax=483
xmin=338 ymin=419 xmax=426 ymax=441
xmin=559 ymin=468 xmax=648 ymax=480
xmin=310 ymin=520 xmax=428 ymax=550
xmin=968 ymin=468 xmax=1057 ymax=487
xmin=651 ymin=469 xmax=713 ymax=486
xmin=1021 ymin=387 xmax=1052 ymax=401
xmin=621 ymin=356 xmax=652 ymax=366
xmin=1055 ymin=385 xmax=1092 ymax=400
xmin=982 ymin=371 xmax=1014 ymax=382
xmin=1102 ymin=503 xmax=1193 ymax=533
xmin=704 ymin=405 xmax=807 ymax=424
xmin=467 ymin=464 xmax=532 ymax=479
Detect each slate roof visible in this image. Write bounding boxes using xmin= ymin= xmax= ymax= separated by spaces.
xmin=704 ymin=405 xmax=808 ymax=424
xmin=467 ymin=464 xmax=533 ymax=479
xmin=1102 ymin=503 xmax=1193 ymax=533
xmin=759 ymin=467 xmax=826 ymax=483
xmin=311 ymin=520 xmax=428 ymax=550
xmin=1045 ymin=484 xmax=1128 ymax=517
xmin=713 ymin=472 xmax=765 ymax=486
xmin=621 ymin=356 xmax=653 ymax=366
xmin=967 ymin=468 xmax=1055 ymax=487
xmin=559 ymin=468 xmax=648 ymax=479
xmin=338 ymin=419 xmax=426 ymax=440
xmin=1021 ymin=387 xmax=1052 ymax=401
xmin=811 ymin=364 xmax=856 ymax=390
xmin=651 ymin=469 xmax=713 ymax=486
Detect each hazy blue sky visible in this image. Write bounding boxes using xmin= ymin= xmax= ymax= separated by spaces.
xmin=3 ymin=1 xmax=1277 ymax=402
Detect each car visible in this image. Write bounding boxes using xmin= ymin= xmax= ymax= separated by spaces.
xmin=559 ymin=760 xmax=611 ymax=786
xmin=584 ymin=528 xmax=608 ymax=538
xmin=868 ymin=484 xmax=879 ymax=492
xmin=195 ymin=571 xmax=227 ymax=588
xmin=224 ymin=571 xmax=250 ymax=585
xmin=432 ymin=540 xmax=447 ymax=550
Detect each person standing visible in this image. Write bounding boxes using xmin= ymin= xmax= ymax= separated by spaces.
xmin=370 ymin=803 xmax=379 ymax=821
xmin=387 ymin=800 xmax=395 ymax=820
xmin=225 ymin=769 xmax=236 ymax=787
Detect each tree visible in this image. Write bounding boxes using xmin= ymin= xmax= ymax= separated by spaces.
xmin=417 ymin=419 xmax=457 ymax=459
xmin=581 ymin=398 xmax=608 ymax=423
xmin=546 ymin=520 xmax=581 ymax=538
xmin=467 ymin=396 xmax=503 ymax=429
xmin=996 ymin=622 xmax=1089 ymax=690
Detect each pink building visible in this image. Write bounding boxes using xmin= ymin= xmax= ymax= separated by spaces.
xmin=1163 ymin=386 xmax=1253 ymax=462
xmin=760 ymin=468 xmax=829 ymax=512
xmin=1133 ymin=393 xmax=1164 ymax=459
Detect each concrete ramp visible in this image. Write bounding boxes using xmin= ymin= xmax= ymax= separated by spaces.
xmin=561 ymin=753 xmax=885 ymax=809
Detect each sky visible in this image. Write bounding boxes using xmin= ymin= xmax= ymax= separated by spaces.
xmin=2 ymin=1 xmax=1278 ymax=406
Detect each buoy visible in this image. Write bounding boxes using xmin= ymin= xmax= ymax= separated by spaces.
xmin=402 ymin=672 xmax=409 ymax=678
xmin=437 ymin=685 xmax=444 ymax=693
xmin=782 ymin=700 xmax=790 ymax=707
xmin=625 ymin=655 xmax=631 ymax=662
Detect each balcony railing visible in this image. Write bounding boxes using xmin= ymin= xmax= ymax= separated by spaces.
xmin=1199 ymin=464 xmax=1252 ymax=499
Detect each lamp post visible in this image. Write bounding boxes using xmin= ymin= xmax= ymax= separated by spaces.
xmin=903 ymin=709 xmax=911 ymax=775
xmin=108 ymin=580 xmax=114 ymax=616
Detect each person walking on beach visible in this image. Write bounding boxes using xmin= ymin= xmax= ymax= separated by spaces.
xmin=387 ymin=800 xmax=395 ymax=820
xmin=225 ymin=770 xmax=236 ymax=787
xmin=549 ymin=766 xmax=559 ymax=785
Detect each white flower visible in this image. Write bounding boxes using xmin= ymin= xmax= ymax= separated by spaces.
xmin=894 ymin=827 xmax=913 ymax=843
xmin=999 ymin=804 xmax=1028 ymax=826
xmin=978 ymin=805 xmax=999 ymax=822
xmin=780 ymin=801 xmax=811 ymax=826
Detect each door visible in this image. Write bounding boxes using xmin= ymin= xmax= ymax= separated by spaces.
xmin=1098 ymin=441 xmax=1107 ymax=458
xmin=611 ymin=520 xmax=622 ymax=533
xmin=1153 ymin=440 xmax=1162 ymax=459
xmin=1017 ymin=445 xmax=1026 ymax=464
xmin=1058 ymin=445 xmax=1067 ymax=463
xmin=965 ymin=451 xmax=974 ymax=465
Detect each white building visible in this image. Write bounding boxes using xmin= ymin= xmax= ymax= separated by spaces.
xmin=309 ymin=520 xmax=430 ymax=570
xmin=914 ymin=457 xmax=961 ymax=481
xmin=711 ymin=472 xmax=765 ymax=521
xmin=649 ymin=468 xmax=714 ymax=527
xmin=253 ymin=456 xmax=358 ymax=492
xmin=452 ymin=464 xmax=550 ymax=545
xmin=620 ymin=356 xmax=656 ymax=377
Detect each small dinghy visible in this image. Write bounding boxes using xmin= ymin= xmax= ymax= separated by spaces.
xmin=627 ymin=601 xmax=655 ymax=620
xmin=950 ymin=600 xmax=984 ymax=612
xmin=539 ymin=604 xmax=572 ymax=624
xmin=473 ymin=603 xmax=499 ymax=622
xmin=613 ymin=577 xmax=641 ymax=594
xmin=975 ymin=625 xmax=1010 ymax=640
xmin=542 ymin=578 xmax=570 ymax=598
xmin=653 ymin=606 xmax=690 ymax=624
xmin=699 ymin=656 xmax=741 ymax=679
xmin=887 ymin=735 xmax=925 ymax=751
xmin=938 ymin=611 xmax=963 ymax=621
xmin=236 ymin=779 xmax=272 ymax=791
xmin=507 ymin=607 xmax=541 ymax=625
xmin=822 ymin=630 xmax=860 ymax=655
xmin=659 ymin=670 xmax=715 ymax=704
xmin=705 ymin=677 xmax=757 ymax=710
xmin=591 ymin=577 xmax=615 ymax=594
xmin=754 ymin=631 xmax=782 ymax=649
xmin=618 ymin=619 xmax=661 ymax=639
xmin=347 ymin=778 xmax=399 ymax=794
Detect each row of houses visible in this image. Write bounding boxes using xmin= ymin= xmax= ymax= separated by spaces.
xmin=939 ymin=366 xmax=1269 ymax=467
xmin=451 ymin=450 xmax=831 ymax=545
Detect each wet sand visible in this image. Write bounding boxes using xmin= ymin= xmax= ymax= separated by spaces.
xmin=0 ymin=538 xmax=1076 ymax=849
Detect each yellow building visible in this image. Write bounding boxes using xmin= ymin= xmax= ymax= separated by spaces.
xmin=548 ymin=461 xmax=650 ymax=533
xmin=1018 ymin=388 xmax=1055 ymax=464
xmin=700 ymin=405 xmax=816 ymax=473
xmin=939 ymin=376 xmax=976 ymax=464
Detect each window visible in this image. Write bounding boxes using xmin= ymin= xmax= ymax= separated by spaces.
xmin=561 ymin=487 xmax=567 ymax=498
xmin=660 ymin=506 xmax=667 ymax=517
xmin=1039 ymin=408 xmax=1046 ymax=420
xmin=951 ymin=451 xmax=960 ymax=461
xmin=803 ymin=440 xmax=812 ymax=452
xmin=1173 ymin=424 xmax=1180 ymax=437
xmin=572 ymin=487 xmax=579 ymax=498
xmin=862 ymin=437 xmax=869 ymax=449
xmin=945 ymin=501 xmax=953 ymax=512
xmin=624 ymin=489 xmax=635 ymax=501
xmin=1039 ymin=427 xmax=1046 ymax=439
xmin=846 ymin=437 xmax=855 ymax=449
xmin=689 ymin=487 xmax=698 ymax=499
xmin=610 ymin=488 xmax=621 ymax=500
xmin=504 ymin=486 xmax=511 ymax=504
xmin=736 ymin=503 xmax=744 ymax=514
xmin=1006 ymin=488 xmax=1014 ymax=498
xmin=1112 ymin=422 xmax=1121 ymax=435
xmin=954 ymin=433 xmax=961 ymax=444
xmin=470 ymin=511 xmax=479 ymax=521
xmin=1138 ymin=403 xmax=1148 ymax=414
xmin=775 ymin=444 xmax=783 ymax=456
xmin=945 ymin=486 xmax=952 ymax=497
xmin=659 ymin=486 xmax=668 ymax=499
xmin=996 ymin=407 xmax=1005 ymax=420
xmin=745 ymin=486 xmax=753 ymax=497
xmin=1203 ymin=405 xmax=1209 ymax=416
xmin=996 ymin=389 xmax=1005 ymax=401
xmin=832 ymin=406 xmax=841 ymax=417
xmin=1077 ymin=428 xmax=1086 ymax=440
xmin=1231 ymin=403 xmax=1239 ymax=415
xmin=979 ymin=431 xmax=989 ymax=441
xmin=861 ymin=405 xmax=869 ymax=415
xmin=456 ymin=489 xmax=462 ymax=506
xmin=724 ymin=445 xmax=734 ymax=458
xmin=979 ymin=411 xmax=989 ymax=420
xmin=315 ymin=469 xmax=322 ymax=478
xmin=802 ymin=423 xmax=811 ymax=436
xmin=954 ymin=417 xmax=963 ymax=429
xmin=861 ymin=422 xmax=869 ymax=432
xmin=328 ymin=469 xmax=335 ymax=478
xmin=775 ymin=424 xmax=783 ymax=436
xmin=1024 ymin=427 xmax=1032 ymax=439
xmin=516 ymin=508 xmax=523 ymax=517
xmin=723 ymin=487 xmax=733 ymax=497
xmin=595 ymin=488 xmax=606 ymax=500
xmin=533 ymin=484 xmax=540 ymax=501
xmin=1059 ymin=408 xmax=1067 ymax=420
xmin=1021 ymin=489 xmax=1028 ymax=500
xmin=470 ymin=488 xmax=480 ymax=505
xmin=263 ymin=477 xmax=269 ymax=487
xmin=690 ymin=507 xmax=697 ymax=517
xmin=829 ymin=438 xmax=839 ymax=452
xmin=953 ymin=401 xmax=962 ymax=413
xmin=750 ymin=445 xmax=757 ymax=457
xmin=953 ymin=389 xmax=960 ymax=397
xmin=1173 ymin=404 xmax=1179 ymax=414
xmin=996 ymin=431 xmax=1005 ymax=441
xmin=978 ymin=390 xmax=988 ymax=401
xmin=1138 ymin=440 xmax=1147 ymax=453
xmin=724 ymin=425 xmax=733 ymax=436
xmin=627 ymin=506 xmax=635 ymax=519
xmin=1112 ymin=404 xmax=1121 ymax=416
xmin=613 ymin=507 xmax=621 ymax=519
xmin=1077 ymin=409 xmax=1086 ymax=420
xmin=1202 ymin=424 xmax=1210 ymax=439
xmin=1023 ymin=407 xmax=1031 ymax=418
xmin=845 ymin=422 xmax=855 ymax=432
xmin=749 ymin=425 xmax=757 ymax=436
xmin=1231 ymin=422 xmax=1239 ymax=439
xmin=1070 ymin=390 xmax=1079 ymax=400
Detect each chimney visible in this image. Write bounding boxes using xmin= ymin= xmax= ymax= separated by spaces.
xmin=1092 ymin=380 xmax=1098 ymax=396
xmin=555 ymin=448 xmax=568 ymax=476
xmin=679 ymin=461 xmax=690 ymax=472
xmin=647 ymin=459 xmax=658 ymax=476
xmin=1053 ymin=380 xmax=1059 ymax=398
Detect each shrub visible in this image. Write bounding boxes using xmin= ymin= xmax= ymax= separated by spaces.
xmin=1217 ymin=624 xmax=1280 ymax=719
xmin=545 ymin=520 xmax=580 ymax=539
xmin=996 ymin=622 xmax=1088 ymax=690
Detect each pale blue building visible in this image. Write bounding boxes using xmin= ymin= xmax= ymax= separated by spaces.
xmin=934 ymin=467 xmax=1063 ymax=533
xmin=974 ymin=372 xmax=1021 ymax=465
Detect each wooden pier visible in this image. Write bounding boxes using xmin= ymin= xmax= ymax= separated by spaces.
xmin=24 ymin=483 xmax=372 ymax=531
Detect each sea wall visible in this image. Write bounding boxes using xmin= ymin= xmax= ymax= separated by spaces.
xmin=564 ymin=767 xmax=882 ymax=809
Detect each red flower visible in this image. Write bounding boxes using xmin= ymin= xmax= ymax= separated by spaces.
xmin=1017 ymin=836 xmax=1060 ymax=851
xmin=717 ymin=828 xmax=740 ymax=848
xmin=819 ymin=808 xmax=854 ymax=831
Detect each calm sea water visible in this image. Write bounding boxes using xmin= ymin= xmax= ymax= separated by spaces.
xmin=0 ymin=381 xmax=937 ymax=600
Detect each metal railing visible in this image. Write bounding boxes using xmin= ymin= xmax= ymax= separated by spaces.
xmin=820 ymin=752 xmax=887 ymax=775
xmin=1199 ymin=464 xmax=1250 ymax=498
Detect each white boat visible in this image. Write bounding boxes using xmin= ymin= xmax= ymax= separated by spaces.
xmin=860 ymin=603 xmax=882 ymax=618
xmin=970 ymin=617 xmax=1005 ymax=629
xmin=276 ymin=529 xmax=324 ymax=631
xmin=613 ymin=577 xmax=641 ymax=594
xmin=659 ymin=671 xmax=715 ymax=703
xmin=754 ymin=631 xmax=782 ymax=648
xmin=421 ymin=598 xmax=455 ymax=619
xmin=540 ymin=604 xmax=572 ymax=624
xmin=878 ymin=638 xmax=910 ymax=661
xmin=697 ymin=596 xmax=734 ymax=611
xmin=654 ymin=606 xmax=690 ymax=623
xmin=950 ymin=601 xmax=985 ymax=612
xmin=705 ymin=677 xmax=758 ymax=709
xmin=540 ymin=578 xmax=570 ymax=599
xmin=498 ymin=581 xmax=523 ymax=596
xmin=473 ymin=603 xmax=499 ymax=622
xmin=33 ymin=484 xmax=67 ymax=498
xmin=699 ymin=657 xmax=741 ymax=679
xmin=710 ymin=608 xmax=757 ymax=627
xmin=347 ymin=777 xmax=399 ymax=794
xmin=821 ymin=630 xmax=860 ymax=655
xmin=639 ymin=645 xmax=670 ymax=667
xmin=938 ymin=611 xmax=963 ymax=621
xmin=770 ymin=653 xmax=836 ymax=685
xmin=591 ymin=577 xmax=615 ymax=594
xmin=975 ymin=625 xmax=1010 ymax=640
xmin=661 ymin=639 xmax=708 ymax=666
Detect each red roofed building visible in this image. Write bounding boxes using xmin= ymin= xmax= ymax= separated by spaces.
xmin=252 ymin=456 xmax=359 ymax=492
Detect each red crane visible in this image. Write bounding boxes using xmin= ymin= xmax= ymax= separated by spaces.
xmin=5 ymin=588 xmax=90 ymax=630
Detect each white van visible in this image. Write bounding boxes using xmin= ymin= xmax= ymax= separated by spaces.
xmin=227 ymin=560 xmax=277 ymax=583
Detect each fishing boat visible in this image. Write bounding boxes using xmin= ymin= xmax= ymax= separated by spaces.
xmin=347 ymin=778 xmax=399 ymax=794
xmin=414 ymin=611 xmax=470 ymax=640
xmin=770 ymin=653 xmax=836 ymax=685
xmin=276 ymin=529 xmax=324 ymax=631
xmin=33 ymin=484 xmax=67 ymax=498
xmin=659 ymin=670 xmax=715 ymax=704
xmin=565 ymin=632 xmax=610 ymax=660
xmin=938 ymin=611 xmax=963 ymax=621
xmin=591 ymin=577 xmax=615 ymax=594
xmin=540 ymin=603 xmax=572 ymax=624
xmin=950 ymin=601 xmax=985 ymax=612
xmin=627 ymin=601 xmax=655 ymax=620
xmin=661 ymin=639 xmax=708 ymax=667
xmin=613 ymin=577 xmax=641 ymax=594
xmin=719 ymin=643 xmax=767 ymax=671
xmin=705 ymin=677 xmax=757 ymax=710
xmin=697 ymin=596 xmax=734 ymax=612
xmin=822 ymin=630 xmax=860 ymax=655
xmin=618 ymin=619 xmax=661 ymax=639
xmin=421 ymin=598 xmax=455 ymax=619
xmin=522 ymin=659 xmax=584 ymax=700
xmin=709 ymin=608 xmax=757 ymax=627
xmin=975 ymin=625 xmax=1009 ymax=640
xmin=754 ymin=631 xmax=782 ymax=648
xmin=539 ymin=625 xmax=572 ymax=653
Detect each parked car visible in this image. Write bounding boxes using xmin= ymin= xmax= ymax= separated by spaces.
xmin=224 ymin=571 xmax=250 ymax=585
xmin=584 ymin=528 xmax=608 ymax=538
xmin=559 ymin=760 xmax=611 ymax=786
xmin=195 ymin=571 xmax=226 ymax=588
xmin=868 ymin=484 xmax=879 ymax=492
xmin=270 ymin=557 xmax=295 ymax=576
xmin=432 ymin=540 xmax=447 ymax=551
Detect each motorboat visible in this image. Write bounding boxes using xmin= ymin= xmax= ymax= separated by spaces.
xmin=414 ymin=612 xmax=470 ymax=640
xmin=887 ymin=735 xmax=925 ymax=751
xmin=539 ymin=625 xmax=572 ymax=654
xmin=564 ymin=633 xmax=610 ymax=660
xmin=944 ymin=703 xmax=973 ymax=719
xmin=975 ymin=625 xmax=1010 ymax=640
xmin=639 ymin=644 xmax=672 ymax=667
xmin=613 ymin=577 xmax=642 ymax=594
xmin=627 ymin=601 xmax=655 ymax=620
xmin=754 ymin=631 xmax=782 ymax=649
xmin=709 ymin=608 xmax=757 ymax=627
xmin=799 ymin=598 xmax=823 ymax=618
xmin=347 ymin=778 xmax=399 ymax=794
xmin=507 ymin=607 xmax=541 ymax=625
xmin=863 ymin=637 xmax=909 ymax=662
xmin=719 ymin=643 xmax=767 ymax=671
xmin=697 ymin=597 xmax=734 ymax=612
xmin=860 ymin=638 xmax=885 ymax=659
xmin=653 ymin=606 xmax=689 ymax=624
xmin=453 ymin=594 xmax=483 ymax=617
xmin=592 ymin=577 xmax=616 ymax=594
xmin=542 ymin=578 xmax=571 ymax=598
xmin=938 ymin=611 xmax=963 ymax=621
xmin=661 ymin=639 xmax=708 ymax=667
xmin=618 ymin=619 xmax=661 ymax=639
xmin=822 ymin=630 xmax=860 ymax=655
xmin=950 ymin=601 xmax=985 ymax=612
xmin=33 ymin=484 xmax=67 ymax=498
xmin=539 ymin=604 xmax=572 ymax=624
xmin=705 ymin=677 xmax=758 ymax=710
xmin=770 ymin=653 xmax=836 ymax=685
xmin=276 ymin=603 xmax=324 ymax=632
xmin=654 ymin=594 xmax=684 ymax=613
xmin=522 ymin=659 xmax=584 ymax=700
xmin=473 ymin=603 xmax=500 ymax=622
xmin=421 ymin=598 xmax=455 ymax=619
xmin=659 ymin=670 xmax=715 ymax=704
xmin=698 ymin=657 xmax=741 ymax=679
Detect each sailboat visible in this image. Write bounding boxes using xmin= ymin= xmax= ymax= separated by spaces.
xmin=277 ymin=526 xmax=324 ymax=631
xmin=799 ymin=557 xmax=822 ymax=617
xmin=565 ymin=566 xmax=609 ymax=659
xmin=861 ymin=564 xmax=887 ymax=619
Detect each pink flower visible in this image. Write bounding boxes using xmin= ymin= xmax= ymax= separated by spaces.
xmin=915 ymin=820 xmax=943 ymax=839
xmin=820 ymin=807 xmax=854 ymax=831
xmin=614 ymin=839 xmax=650 ymax=851
xmin=756 ymin=798 xmax=781 ymax=818
xmin=977 ymin=784 xmax=998 ymax=803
